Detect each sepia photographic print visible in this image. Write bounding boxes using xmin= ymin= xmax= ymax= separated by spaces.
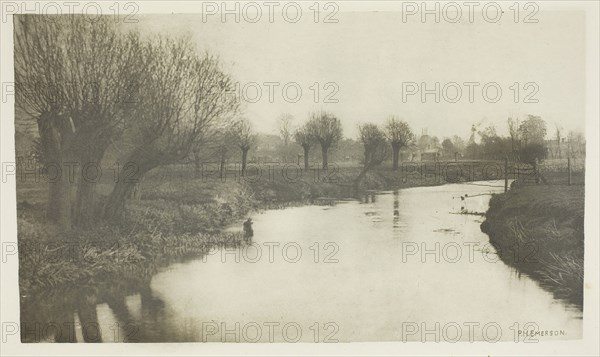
xmin=0 ymin=1 xmax=599 ymax=356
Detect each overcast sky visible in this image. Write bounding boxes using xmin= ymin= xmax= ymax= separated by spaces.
xmin=131 ymin=9 xmax=586 ymax=140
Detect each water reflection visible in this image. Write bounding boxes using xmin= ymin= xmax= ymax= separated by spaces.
xmin=393 ymin=190 xmax=399 ymax=229
xmin=77 ymin=291 xmax=101 ymax=342
xmin=361 ymin=192 xmax=377 ymax=204
xmin=20 ymin=278 xmax=171 ymax=342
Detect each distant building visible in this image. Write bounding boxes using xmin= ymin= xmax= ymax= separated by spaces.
xmin=420 ymin=149 xmax=442 ymax=161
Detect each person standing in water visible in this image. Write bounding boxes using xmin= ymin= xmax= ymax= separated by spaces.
xmin=243 ymin=218 xmax=254 ymax=240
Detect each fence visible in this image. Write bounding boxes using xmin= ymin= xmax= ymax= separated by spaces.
xmin=504 ymin=157 xmax=585 ymax=192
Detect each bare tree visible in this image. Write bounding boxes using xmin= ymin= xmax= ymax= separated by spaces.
xmin=508 ymin=117 xmax=520 ymax=159
xmin=358 ymin=123 xmax=386 ymax=167
xmin=307 ymin=111 xmax=343 ymax=169
xmin=555 ymin=124 xmax=562 ymax=159
xmin=384 ymin=116 xmax=414 ymax=171
xmin=567 ymin=131 xmax=585 ymax=158
xmin=203 ymin=127 xmax=237 ymax=179
xmin=278 ymin=114 xmax=294 ymax=146
xmin=104 ymin=37 xmax=239 ymax=219
xmin=355 ymin=123 xmax=388 ymax=189
xmin=293 ymin=124 xmax=314 ymax=170
xmin=15 ymin=15 xmax=145 ymax=228
xmin=216 ymin=131 xmax=236 ymax=179
xmin=231 ymin=119 xmax=256 ymax=176
xmin=191 ymin=122 xmax=235 ymax=178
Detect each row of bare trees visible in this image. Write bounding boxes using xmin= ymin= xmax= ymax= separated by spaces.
xmin=292 ymin=111 xmax=343 ymax=170
xmin=352 ymin=117 xmax=415 ymax=188
xmin=190 ymin=118 xmax=256 ymax=179
xmin=15 ymin=15 xmax=240 ymax=228
xmin=290 ymin=113 xmax=414 ymax=171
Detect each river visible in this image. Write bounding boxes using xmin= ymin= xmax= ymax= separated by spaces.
xmin=22 ymin=181 xmax=582 ymax=342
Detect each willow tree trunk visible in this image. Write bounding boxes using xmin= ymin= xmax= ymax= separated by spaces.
xmin=392 ymin=144 xmax=400 ymax=171
xmin=353 ymin=163 xmax=373 ymax=194
xmin=303 ymin=146 xmax=310 ymax=170
xmin=37 ymin=113 xmax=73 ymax=229
xmin=363 ymin=150 xmax=371 ymax=169
xmin=219 ymin=156 xmax=226 ymax=179
xmin=130 ymin=174 xmax=145 ymax=200
xmin=73 ymin=178 xmax=96 ymax=228
xmin=47 ymin=176 xmax=72 ymax=229
xmin=321 ymin=145 xmax=329 ymax=170
xmin=533 ymin=159 xmax=539 ymax=184
xmin=104 ymin=156 xmax=150 ymax=221
xmin=194 ymin=152 xmax=201 ymax=178
xmin=104 ymin=176 xmax=139 ymax=221
xmin=241 ymin=149 xmax=248 ymax=176
xmin=73 ymin=145 xmax=107 ymax=227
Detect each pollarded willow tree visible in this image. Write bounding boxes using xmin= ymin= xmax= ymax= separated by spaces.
xmin=214 ymin=129 xmax=237 ymax=179
xmin=14 ymin=15 xmax=145 ymax=228
xmin=103 ymin=37 xmax=240 ymax=219
xmin=358 ymin=123 xmax=388 ymax=168
xmin=231 ymin=119 xmax=256 ymax=176
xmin=278 ymin=113 xmax=294 ymax=146
xmin=278 ymin=113 xmax=296 ymax=162
xmin=384 ymin=116 xmax=414 ymax=171
xmin=355 ymin=123 xmax=388 ymax=189
xmin=293 ymin=124 xmax=314 ymax=170
xmin=307 ymin=111 xmax=343 ymax=169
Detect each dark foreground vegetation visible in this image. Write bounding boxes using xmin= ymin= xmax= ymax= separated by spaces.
xmin=481 ymin=171 xmax=585 ymax=308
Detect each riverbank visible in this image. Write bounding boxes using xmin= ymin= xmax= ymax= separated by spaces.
xmin=481 ymin=180 xmax=585 ymax=308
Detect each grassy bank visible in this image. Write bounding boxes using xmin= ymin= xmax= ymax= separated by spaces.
xmin=481 ymin=179 xmax=585 ymax=308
